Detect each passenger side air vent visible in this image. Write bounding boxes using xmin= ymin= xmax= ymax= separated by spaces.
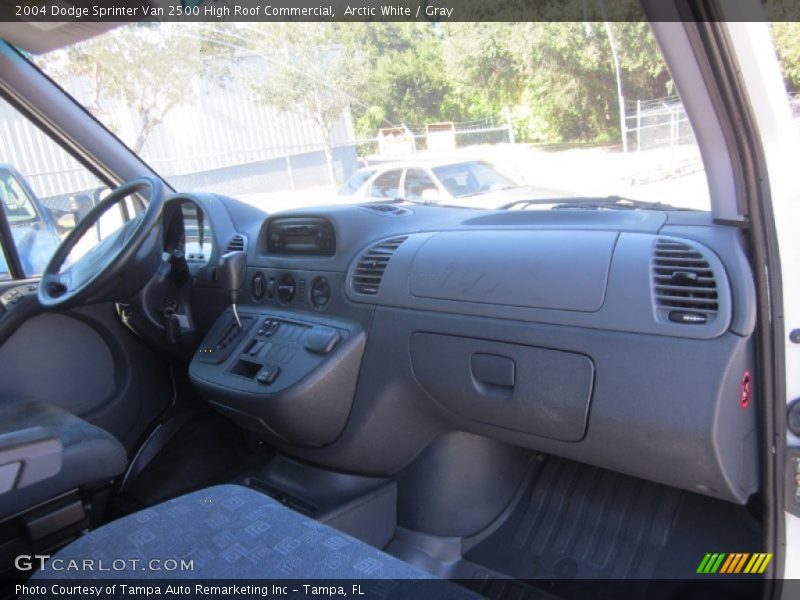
xmin=226 ymin=234 xmax=246 ymax=252
xmin=652 ymin=238 xmax=718 ymax=324
xmin=351 ymin=236 xmax=408 ymax=295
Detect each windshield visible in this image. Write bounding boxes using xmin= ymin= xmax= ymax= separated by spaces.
xmin=36 ymin=20 xmax=714 ymax=212
xmin=433 ymin=162 xmax=518 ymax=197
xmin=339 ymin=169 xmax=376 ymax=196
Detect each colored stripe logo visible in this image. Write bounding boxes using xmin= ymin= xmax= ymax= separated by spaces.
xmin=696 ymin=553 xmax=772 ymax=574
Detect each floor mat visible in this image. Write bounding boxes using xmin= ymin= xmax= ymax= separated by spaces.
xmin=113 ymin=409 xmax=266 ymax=515
xmin=464 ymin=455 xmax=761 ymax=585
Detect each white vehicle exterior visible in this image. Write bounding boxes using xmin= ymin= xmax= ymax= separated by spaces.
xmin=338 ymin=159 xmax=545 ymax=208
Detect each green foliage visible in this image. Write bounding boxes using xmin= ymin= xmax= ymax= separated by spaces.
xmin=247 ymin=24 xmax=357 ymax=142
xmin=327 ymin=23 xmax=455 ymax=136
xmin=41 ymin=17 xmax=800 ymax=150
xmin=770 ymin=22 xmax=800 ymax=92
xmin=752 ymin=1 xmax=800 ymax=92
xmin=441 ymin=21 xmax=670 ymax=143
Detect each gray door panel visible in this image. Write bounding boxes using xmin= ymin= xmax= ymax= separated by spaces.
xmin=0 ymin=298 xmax=172 ymax=451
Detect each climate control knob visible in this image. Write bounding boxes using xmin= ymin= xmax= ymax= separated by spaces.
xmin=277 ymin=274 xmax=296 ymax=304
xmin=310 ymin=277 xmax=331 ymax=310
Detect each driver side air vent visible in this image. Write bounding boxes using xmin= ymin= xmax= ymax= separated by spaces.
xmin=226 ymin=234 xmax=246 ymax=252
xmin=351 ymin=236 xmax=408 ymax=295
xmin=652 ymin=239 xmax=718 ymax=323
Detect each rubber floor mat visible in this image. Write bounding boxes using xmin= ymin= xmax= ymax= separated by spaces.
xmin=465 ymin=456 xmax=687 ymax=580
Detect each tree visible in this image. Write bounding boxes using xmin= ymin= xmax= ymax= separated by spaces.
xmin=40 ymin=23 xmax=206 ymax=154
xmin=441 ymin=22 xmax=527 ymax=120
xmin=770 ymin=22 xmax=800 ymax=92
xmin=242 ymin=23 xmax=368 ymax=183
xmin=340 ymin=23 xmax=454 ymax=138
xmin=441 ymin=21 xmax=669 ymax=144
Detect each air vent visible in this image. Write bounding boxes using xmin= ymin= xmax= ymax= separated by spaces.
xmin=360 ymin=204 xmax=413 ymax=216
xmin=226 ymin=234 xmax=246 ymax=252
xmin=652 ymin=239 xmax=718 ymax=323
xmin=351 ymin=236 xmax=408 ymax=295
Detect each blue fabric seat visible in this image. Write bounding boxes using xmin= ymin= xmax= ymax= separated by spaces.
xmin=33 ymin=484 xmax=440 ymax=581
xmin=0 ymin=399 xmax=127 ymax=521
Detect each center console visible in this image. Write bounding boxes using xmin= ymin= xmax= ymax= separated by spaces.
xmin=189 ymin=308 xmax=366 ymax=447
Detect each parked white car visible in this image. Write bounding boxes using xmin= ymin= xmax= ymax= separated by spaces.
xmin=339 ymin=159 xmax=543 ymax=206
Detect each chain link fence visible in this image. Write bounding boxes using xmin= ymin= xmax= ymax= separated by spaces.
xmin=624 ymin=96 xmax=695 ymax=152
xmin=626 ymin=92 xmax=800 ymax=153
xmin=355 ymin=114 xmax=514 ymax=160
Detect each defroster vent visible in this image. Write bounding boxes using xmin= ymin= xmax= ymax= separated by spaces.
xmin=351 ymin=236 xmax=408 ymax=295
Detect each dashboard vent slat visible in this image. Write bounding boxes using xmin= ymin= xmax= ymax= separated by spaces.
xmin=351 ymin=236 xmax=408 ymax=295
xmin=652 ymin=239 xmax=719 ymax=319
xmin=226 ymin=234 xmax=246 ymax=252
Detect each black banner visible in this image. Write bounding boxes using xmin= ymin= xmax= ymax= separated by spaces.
xmin=2 ymin=0 xmax=800 ymax=23
xmin=3 ymin=578 xmax=797 ymax=600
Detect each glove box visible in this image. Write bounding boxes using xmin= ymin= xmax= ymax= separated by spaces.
xmin=410 ymin=333 xmax=594 ymax=442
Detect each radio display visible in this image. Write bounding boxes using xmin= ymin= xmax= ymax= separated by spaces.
xmin=264 ymin=217 xmax=336 ymax=256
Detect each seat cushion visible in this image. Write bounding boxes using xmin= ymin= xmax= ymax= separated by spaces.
xmin=34 ymin=485 xmax=436 ymax=580
xmin=0 ymin=399 xmax=127 ymax=521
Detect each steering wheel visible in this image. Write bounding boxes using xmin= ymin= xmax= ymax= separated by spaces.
xmin=38 ymin=177 xmax=165 ymax=309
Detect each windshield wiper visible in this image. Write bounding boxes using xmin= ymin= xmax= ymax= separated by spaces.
xmin=360 ymin=197 xmax=424 ymax=206
xmin=459 ymin=184 xmax=519 ymax=198
xmin=499 ymin=195 xmax=694 ymax=211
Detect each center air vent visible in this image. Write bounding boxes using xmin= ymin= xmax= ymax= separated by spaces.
xmin=351 ymin=236 xmax=408 ymax=295
xmin=652 ymin=238 xmax=718 ymax=324
xmin=226 ymin=234 xmax=246 ymax=252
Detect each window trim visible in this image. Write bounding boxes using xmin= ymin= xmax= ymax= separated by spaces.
xmin=404 ymin=167 xmax=438 ymax=200
xmin=0 ymin=192 xmax=25 ymax=279
xmin=0 ymin=49 xmax=123 ymax=280
xmin=1 ymin=42 xmax=167 ymax=193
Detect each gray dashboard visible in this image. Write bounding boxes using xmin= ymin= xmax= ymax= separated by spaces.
xmin=188 ymin=198 xmax=759 ymax=505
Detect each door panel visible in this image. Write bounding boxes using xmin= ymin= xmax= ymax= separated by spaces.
xmin=0 ymin=312 xmax=115 ymax=415
xmin=0 ymin=299 xmax=172 ymax=451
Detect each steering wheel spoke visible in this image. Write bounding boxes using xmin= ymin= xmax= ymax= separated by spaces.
xmin=37 ymin=177 xmax=164 ymax=309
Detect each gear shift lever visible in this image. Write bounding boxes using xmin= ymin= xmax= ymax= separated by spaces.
xmin=218 ymin=251 xmax=247 ymax=330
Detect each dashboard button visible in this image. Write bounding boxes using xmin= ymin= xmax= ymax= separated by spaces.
xmin=668 ymin=310 xmax=708 ymax=324
xmin=256 ymin=365 xmax=280 ymax=385
xmin=304 ymin=326 xmax=340 ymax=355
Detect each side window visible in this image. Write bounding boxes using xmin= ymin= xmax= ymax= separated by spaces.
xmin=0 ymin=96 xmax=109 ymax=278
xmin=433 ymin=165 xmax=472 ymax=197
xmin=0 ymin=247 xmax=10 ymax=281
xmin=339 ymin=169 xmax=375 ymax=196
xmin=369 ymin=169 xmax=402 ymax=199
xmin=404 ymin=169 xmax=438 ymax=200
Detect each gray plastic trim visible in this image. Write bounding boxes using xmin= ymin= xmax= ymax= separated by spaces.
xmin=347 ymin=231 xmax=734 ymax=340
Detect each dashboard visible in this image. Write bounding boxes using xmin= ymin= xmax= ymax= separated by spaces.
xmin=172 ymin=194 xmax=758 ymax=506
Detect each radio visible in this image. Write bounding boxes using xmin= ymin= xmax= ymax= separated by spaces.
xmin=265 ymin=217 xmax=336 ymax=256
